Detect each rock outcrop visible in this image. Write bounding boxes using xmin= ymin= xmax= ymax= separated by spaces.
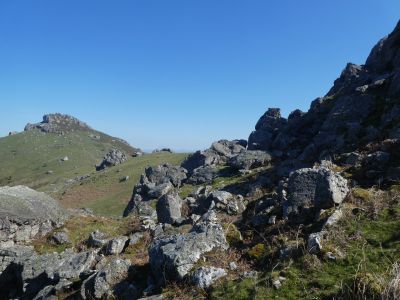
xmin=0 ymin=186 xmax=67 ymax=245
xmin=123 ymin=164 xmax=187 ymax=217
xmin=96 ymin=148 xmax=127 ymax=171
xmin=24 ymin=113 xmax=91 ymax=134
xmin=247 ymin=21 xmax=400 ymax=166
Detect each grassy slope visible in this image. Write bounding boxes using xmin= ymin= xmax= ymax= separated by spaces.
xmin=0 ymin=129 xmax=137 ymax=193
xmin=57 ymin=152 xmax=189 ymax=216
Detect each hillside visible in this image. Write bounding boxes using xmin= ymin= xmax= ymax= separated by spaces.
xmin=0 ymin=114 xmax=139 ymax=193
xmin=56 ymin=151 xmax=189 ymax=216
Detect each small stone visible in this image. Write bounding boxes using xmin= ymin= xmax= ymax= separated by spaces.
xmin=192 ymin=267 xmax=227 ymax=289
xmin=229 ymin=262 xmax=238 ymax=270
xmin=272 ymin=279 xmax=282 ymax=289
xmin=268 ymin=215 xmax=277 ymax=225
xmin=325 ymin=252 xmax=336 ymax=261
xmin=308 ymin=232 xmax=322 ymax=254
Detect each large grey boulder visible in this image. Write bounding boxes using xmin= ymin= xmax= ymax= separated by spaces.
xmin=145 ymin=164 xmax=187 ymax=188
xmin=149 ymin=219 xmax=228 ymax=286
xmin=181 ymin=140 xmax=246 ymax=173
xmin=96 ymin=148 xmax=127 ymax=171
xmin=81 ymin=258 xmax=133 ymax=299
xmin=187 ymin=165 xmax=219 ymax=184
xmin=0 ymin=186 xmax=67 ymax=244
xmin=211 ymin=139 xmax=247 ymax=158
xmin=192 ymin=267 xmax=227 ymax=289
xmin=284 ymin=167 xmax=349 ymax=217
xmin=229 ymin=150 xmax=272 ymax=170
xmin=156 ymin=193 xmax=182 ymax=224
xmin=181 ymin=150 xmax=221 ymax=173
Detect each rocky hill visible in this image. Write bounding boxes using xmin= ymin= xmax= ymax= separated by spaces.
xmin=0 ymin=21 xmax=400 ymax=300
xmin=0 ymin=113 xmax=141 ymax=194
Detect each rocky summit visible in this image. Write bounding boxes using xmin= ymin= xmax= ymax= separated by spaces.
xmin=24 ymin=113 xmax=91 ymax=135
xmin=1 ymin=20 xmax=400 ymax=300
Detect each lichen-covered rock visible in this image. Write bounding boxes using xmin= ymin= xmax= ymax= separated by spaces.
xmin=182 ymin=140 xmax=246 ymax=173
xmin=0 ymin=186 xmax=67 ymax=244
xmin=284 ymin=167 xmax=349 ymax=217
xmin=149 ymin=219 xmax=228 ymax=286
xmin=229 ymin=150 xmax=272 ymax=170
xmin=81 ymin=258 xmax=132 ymax=299
xmin=192 ymin=267 xmax=227 ymax=289
xmin=12 ymin=248 xmax=97 ymax=298
xmin=208 ymin=191 xmax=246 ymax=215
xmin=156 ymin=193 xmax=182 ymax=224
xmin=181 ymin=149 xmax=221 ymax=173
xmin=211 ymin=139 xmax=247 ymax=158
xmin=187 ymin=165 xmax=219 ymax=184
xmin=105 ymin=236 xmax=129 ymax=255
xmin=50 ymin=231 xmax=70 ymax=245
xmin=87 ymin=230 xmax=110 ymax=248
xmin=124 ymin=164 xmax=187 ymax=217
xmin=145 ymin=164 xmax=187 ymax=188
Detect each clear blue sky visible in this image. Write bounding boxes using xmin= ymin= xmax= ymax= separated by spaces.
xmin=0 ymin=1 xmax=399 ymax=151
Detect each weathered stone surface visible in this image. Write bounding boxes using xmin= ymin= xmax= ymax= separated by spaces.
xmin=211 ymin=139 xmax=247 ymax=158
xmin=156 ymin=193 xmax=182 ymax=224
xmin=81 ymin=258 xmax=132 ymax=299
xmin=10 ymin=248 xmax=97 ymax=298
xmin=0 ymin=186 xmax=67 ymax=244
xmin=182 ymin=140 xmax=246 ymax=173
xmin=105 ymin=236 xmax=129 ymax=255
xmin=229 ymin=150 xmax=272 ymax=170
xmin=87 ymin=230 xmax=109 ymax=248
xmin=96 ymin=148 xmax=127 ymax=171
xmin=145 ymin=164 xmax=187 ymax=188
xmin=147 ymin=182 xmax=174 ymax=199
xmin=149 ymin=219 xmax=228 ymax=285
xmin=192 ymin=267 xmax=227 ymax=288
xmin=188 ymin=165 xmax=219 ymax=184
xmin=124 ymin=164 xmax=187 ymax=217
xmin=284 ymin=167 xmax=349 ymax=217
xmin=208 ymin=191 xmax=246 ymax=215
xmin=181 ymin=150 xmax=221 ymax=173
xmin=50 ymin=231 xmax=70 ymax=245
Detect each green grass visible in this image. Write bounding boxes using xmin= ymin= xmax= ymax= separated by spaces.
xmin=58 ymin=152 xmax=189 ymax=216
xmin=0 ymin=129 xmax=137 ymax=193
